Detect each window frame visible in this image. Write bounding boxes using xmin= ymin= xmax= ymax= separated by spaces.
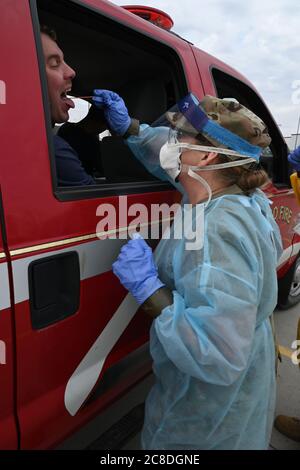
xmin=210 ymin=66 xmax=290 ymax=187
xmin=30 ymin=0 xmax=189 ymax=201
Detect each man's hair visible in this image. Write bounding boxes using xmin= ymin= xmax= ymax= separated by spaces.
xmin=40 ymin=24 xmax=57 ymax=41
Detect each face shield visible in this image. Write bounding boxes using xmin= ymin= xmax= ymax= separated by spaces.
xmin=152 ymin=93 xmax=264 ymax=183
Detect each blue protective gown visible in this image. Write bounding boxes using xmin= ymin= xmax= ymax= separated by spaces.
xmin=127 ymin=126 xmax=283 ymax=450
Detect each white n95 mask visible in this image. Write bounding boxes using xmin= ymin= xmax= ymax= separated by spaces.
xmin=159 ymin=142 xmax=213 ymax=208
xmin=159 ymin=142 xmax=182 ymax=181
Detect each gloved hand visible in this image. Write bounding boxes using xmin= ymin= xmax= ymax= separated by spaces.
xmin=288 ymin=146 xmax=300 ymax=171
xmin=112 ymin=234 xmax=164 ymax=305
xmin=92 ymin=89 xmax=131 ymax=136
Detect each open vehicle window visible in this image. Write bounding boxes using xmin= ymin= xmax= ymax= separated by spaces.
xmin=33 ymin=0 xmax=187 ymax=201
xmin=211 ymin=68 xmax=290 ymax=187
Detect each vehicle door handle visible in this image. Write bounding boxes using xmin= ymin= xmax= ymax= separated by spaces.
xmin=28 ymin=251 xmax=80 ymax=329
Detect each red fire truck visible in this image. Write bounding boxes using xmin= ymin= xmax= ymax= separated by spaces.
xmin=0 ymin=0 xmax=299 ymax=449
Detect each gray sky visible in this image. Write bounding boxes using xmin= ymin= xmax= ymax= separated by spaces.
xmin=109 ymin=0 xmax=300 ymax=138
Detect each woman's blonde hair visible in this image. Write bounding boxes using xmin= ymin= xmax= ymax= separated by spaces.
xmin=217 ymin=154 xmax=269 ymax=191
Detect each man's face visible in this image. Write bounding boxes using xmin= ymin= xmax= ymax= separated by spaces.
xmin=41 ymin=33 xmax=76 ymax=124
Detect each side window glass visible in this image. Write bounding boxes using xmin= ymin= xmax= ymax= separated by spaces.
xmin=260 ymin=146 xmax=274 ymax=179
xmin=211 ymin=68 xmax=289 ymax=187
xmin=36 ymin=0 xmax=187 ymax=200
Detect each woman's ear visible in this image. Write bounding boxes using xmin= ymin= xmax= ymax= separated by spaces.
xmin=198 ymin=152 xmax=218 ymax=167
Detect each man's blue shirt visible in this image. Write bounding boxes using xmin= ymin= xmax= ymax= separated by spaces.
xmin=54 ymin=135 xmax=95 ymax=186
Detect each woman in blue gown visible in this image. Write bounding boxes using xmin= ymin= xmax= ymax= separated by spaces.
xmin=93 ymin=90 xmax=283 ymax=449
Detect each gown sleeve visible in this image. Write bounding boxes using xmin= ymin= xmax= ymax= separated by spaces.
xmin=126 ymin=124 xmax=184 ymax=193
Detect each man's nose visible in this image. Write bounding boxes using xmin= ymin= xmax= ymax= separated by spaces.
xmin=64 ymin=62 xmax=76 ymax=81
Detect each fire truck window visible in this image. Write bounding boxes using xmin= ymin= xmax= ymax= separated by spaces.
xmin=260 ymin=147 xmax=274 ymax=178
xmin=211 ymin=67 xmax=289 ymax=187
xmin=36 ymin=0 xmax=187 ymax=200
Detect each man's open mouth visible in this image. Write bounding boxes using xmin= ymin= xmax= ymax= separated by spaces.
xmin=61 ymin=90 xmax=71 ymax=100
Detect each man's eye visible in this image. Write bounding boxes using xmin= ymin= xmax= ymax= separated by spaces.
xmin=49 ymin=58 xmax=60 ymax=67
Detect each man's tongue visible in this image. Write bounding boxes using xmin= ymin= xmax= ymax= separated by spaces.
xmin=61 ymin=94 xmax=75 ymax=109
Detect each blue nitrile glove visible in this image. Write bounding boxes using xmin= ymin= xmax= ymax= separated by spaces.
xmin=92 ymin=89 xmax=131 ymax=136
xmin=288 ymin=146 xmax=300 ymax=171
xmin=112 ymin=234 xmax=165 ymax=304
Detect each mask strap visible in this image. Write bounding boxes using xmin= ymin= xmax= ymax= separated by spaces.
xmin=189 ymin=157 xmax=256 ymax=172
xmin=171 ymin=142 xmax=260 ymax=161
xmin=187 ymin=168 xmax=212 ymax=208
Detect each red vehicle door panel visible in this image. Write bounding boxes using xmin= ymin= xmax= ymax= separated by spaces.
xmin=1 ymin=0 xmax=200 ymax=449
xmin=0 ymin=198 xmax=18 ymax=449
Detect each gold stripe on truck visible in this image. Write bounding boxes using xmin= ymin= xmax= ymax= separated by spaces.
xmin=9 ymin=218 xmax=173 ymax=257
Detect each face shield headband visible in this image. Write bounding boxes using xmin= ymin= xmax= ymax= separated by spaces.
xmin=176 ymin=93 xmax=262 ymax=161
